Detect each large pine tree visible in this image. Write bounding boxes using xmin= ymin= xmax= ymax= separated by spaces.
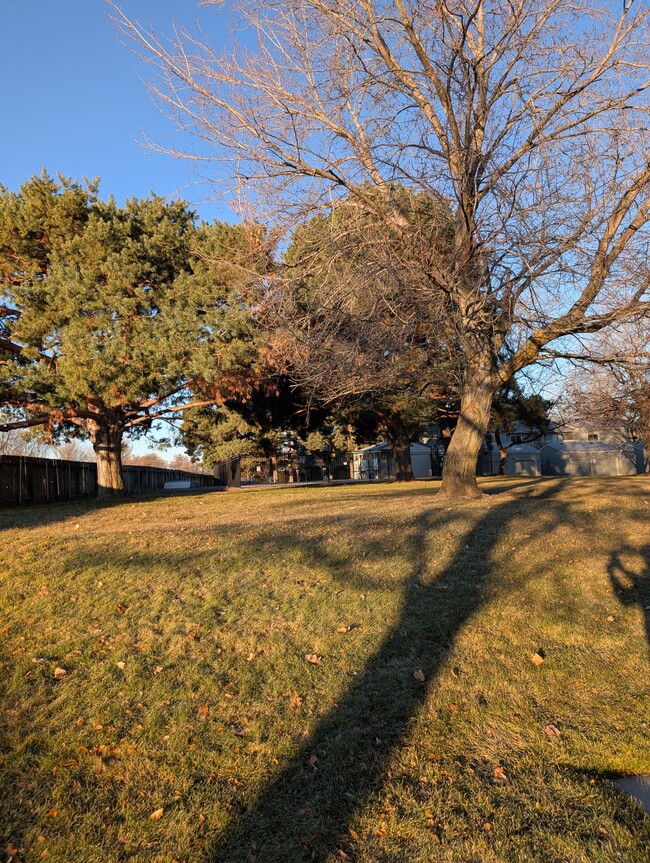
xmin=0 ymin=172 xmax=267 ymax=496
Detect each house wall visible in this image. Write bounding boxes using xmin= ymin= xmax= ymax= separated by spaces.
xmin=540 ymin=444 xmax=643 ymax=476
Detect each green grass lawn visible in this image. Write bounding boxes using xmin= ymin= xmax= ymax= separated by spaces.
xmin=1 ymin=476 xmax=649 ymax=862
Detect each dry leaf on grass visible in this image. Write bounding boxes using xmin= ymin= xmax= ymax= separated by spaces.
xmin=413 ymin=669 xmax=425 ymax=682
xmin=5 ymin=842 xmax=21 ymax=863
xmin=149 ymin=808 xmax=164 ymax=821
xmin=531 ymin=652 xmax=545 ymax=666
xmin=305 ymin=653 xmax=322 ymax=665
xmin=493 ymin=766 xmax=507 ymax=782
xmin=544 ymin=724 xmax=562 ymax=738
xmin=53 ymin=667 xmax=67 ymax=680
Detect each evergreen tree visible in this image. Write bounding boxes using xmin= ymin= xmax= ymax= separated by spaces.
xmin=0 ymin=172 xmax=267 ymax=496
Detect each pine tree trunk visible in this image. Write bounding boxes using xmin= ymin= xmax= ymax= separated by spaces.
xmin=89 ymin=421 xmax=126 ymax=498
xmin=379 ymin=413 xmax=414 ymax=481
xmin=392 ymin=434 xmax=414 ymax=481
xmin=440 ymin=363 xmax=495 ymax=498
xmin=494 ymin=430 xmax=508 ymax=476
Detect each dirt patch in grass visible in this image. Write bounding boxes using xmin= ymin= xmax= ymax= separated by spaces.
xmin=1 ymin=477 xmax=649 ymax=862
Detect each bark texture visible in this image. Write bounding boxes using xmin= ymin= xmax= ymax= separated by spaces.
xmin=440 ymin=365 xmax=495 ymax=498
xmin=90 ymin=422 xmax=126 ymax=498
xmin=379 ymin=413 xmax=415 ymax=482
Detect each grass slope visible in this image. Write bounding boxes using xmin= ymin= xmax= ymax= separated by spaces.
xmin=1 ymin=477 xmax=649 ymax=863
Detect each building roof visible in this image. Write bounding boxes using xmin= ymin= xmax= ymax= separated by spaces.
xmin=353 ymin=441 xmax=432 ymax=454
xmin=541 ymin=441 xmax=641 ymax=452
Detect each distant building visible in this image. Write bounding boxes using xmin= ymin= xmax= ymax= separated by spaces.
xmin=351 ymin=442 xmax=434 ymax=480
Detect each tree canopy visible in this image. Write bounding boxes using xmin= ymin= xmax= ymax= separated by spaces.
xmin=0 ymin=172 xmax=268 ymax=495
xmin=118 ymin=0 xmax=650 ymax=497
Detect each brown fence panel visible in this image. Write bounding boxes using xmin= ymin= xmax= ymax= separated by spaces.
xmin=0 ymin=456 xmax=215 ymax=506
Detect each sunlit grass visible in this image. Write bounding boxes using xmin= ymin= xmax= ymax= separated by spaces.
xmin=1 ymin=477 xmax=649 ymax=862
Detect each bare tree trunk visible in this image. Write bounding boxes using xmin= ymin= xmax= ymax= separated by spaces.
xmin=89 ymin=421 xmax=126 ymax=498
xmin=494 ymin=430 xmax=508 ymax=476
xmin=440 ymin=364 xmax=495 ymax=498
xmin=377 ymin=412 xmax=414 ymax=482
xmin=392 ymin=435 xmax=414 ymax=482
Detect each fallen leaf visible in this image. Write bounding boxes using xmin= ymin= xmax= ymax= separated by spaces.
xmin=413 ymin=669 xmax=425 ymax=682
xmin=149 ymin=808 xmax=164 ymax=821
xmin=53 ymin=667 xmax=67 ymax=680
xmin=198 ymin=705 xmax=209 ymax=720
xmin=47 ymin=809 xmax=57 ymax=818
xmin=607 ymin=615 xmax=614 ymax=622
xmin=154 ymin=666 xmax=163 ymax=675
xmin=305 ymin=653 xmax=322 ymax=665
xmin=531 ymin=652 xmax=545 ymax=666
xmin=493 ymin=766 xmax=507 ymax=782
xmin=544 ymin=724 xmax=562 ymax=738
xmin=5 ymin=842 xmax=21 ymax=863
xmin=116 ymin=661 xmax=125 ymax=671
xmin=289 ymin=693 xmax=303 ymax=710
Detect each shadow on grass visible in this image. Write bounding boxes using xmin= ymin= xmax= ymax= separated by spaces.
xmin=0 ymin=487 xmax=225 ymax=533
xmin=4 ymin=478 xmax=649 ymax=861
xmin=609 ymin=544 xmax=650 ymax=659
xmin=206 ymin=480 xmax=570 ymax=862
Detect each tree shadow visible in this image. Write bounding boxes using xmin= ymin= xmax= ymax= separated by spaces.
xmin=207 ymin=481 xmax=569 ymax=862
xmin=0 ymin=486 xmax=225 ymax=533
xmin=609 ymin=544 xmax=650 ymax=659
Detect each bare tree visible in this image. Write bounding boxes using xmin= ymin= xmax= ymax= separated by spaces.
xmin=116 ymin=0 xmax=650 ymax=497
xmin=168 ymin=452 xmax=206 ymax=473
xmin=55 ymin=440 xmax=95 ymax=462
xmin=0 ymin=430 xmax=54 ymax=459
xmin=564 ymin=321 xmax=650 ymax=460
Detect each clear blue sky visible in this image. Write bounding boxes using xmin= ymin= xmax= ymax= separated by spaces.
xmin=0 ymin=1 xmax=231 ymax=222
xmin=0 ymin=2 xmax=240 ymax=458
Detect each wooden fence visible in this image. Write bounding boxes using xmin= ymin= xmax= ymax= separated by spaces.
xmin=0 ymin=455 xmax=217 ymax=506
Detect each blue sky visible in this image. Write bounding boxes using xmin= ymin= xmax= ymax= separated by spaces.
xmin=0 ymin=1 xmax=230 ymax=222
xmin=1 ymin=2 xmax=240 ymax=457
